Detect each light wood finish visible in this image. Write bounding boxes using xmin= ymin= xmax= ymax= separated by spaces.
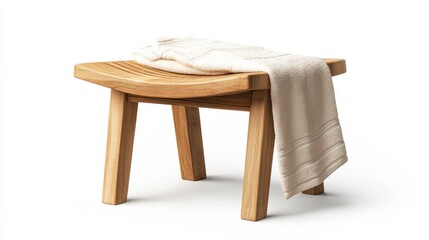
xmin=325 ymin=59 xmax=346 ymax=77
xmin=302 ymin=182 xmax=325 ymax=195
xmin=102 ymin=90 xmax=138 ymax=205
xmin=172 ymin=106 xmax=206 ymax=180
xmin=241 ymin=90 xmax=275 ymax=221
xmin=74 ymin=61 xmax=269 ymax=98
xmin=129 ymin=92 xmax=251 ymax=111
xmin=74 ymin=59 xmax=346 ymax=98
xmin=75 ymin=57 xmax=347 ymax=221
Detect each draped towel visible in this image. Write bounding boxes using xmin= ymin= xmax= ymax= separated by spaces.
xmin=134 ymin=38 xmax=347 ymax=198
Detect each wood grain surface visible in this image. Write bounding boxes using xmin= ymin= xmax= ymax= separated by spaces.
xmin=102 ymin=90 xmax=138 ymax=205
xmin=241 ymin=90 xmax=275 ymax=221
xmin=74 ymin=59 xmax=346 ymax=98
xmin=172 ymin=106 xmax=206 ymax=180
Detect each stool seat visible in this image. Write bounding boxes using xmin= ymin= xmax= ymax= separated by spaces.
xmin=74 ymin=59 xmax=346 ymax=98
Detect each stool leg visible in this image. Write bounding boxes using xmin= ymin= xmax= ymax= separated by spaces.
xmin=241 ymin=90 xmax=275 ymax=221
xmin=302 ymin=182 xmax=325 ymax=195
xmin=172 ymin=106 xmax=206 ymax=181
xmin=102 ymin=90 xmax=138 ymax=205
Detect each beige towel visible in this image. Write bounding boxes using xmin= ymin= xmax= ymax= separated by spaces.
xmin=134 ymin=38 xmax=347 ymax=198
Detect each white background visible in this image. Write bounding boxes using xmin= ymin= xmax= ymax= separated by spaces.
xmin=1 ymin=0 xmax=429 ymax=239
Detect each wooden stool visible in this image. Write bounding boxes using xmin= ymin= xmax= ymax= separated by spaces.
xmin=74 ymin=59 xmax=346 ymax=221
